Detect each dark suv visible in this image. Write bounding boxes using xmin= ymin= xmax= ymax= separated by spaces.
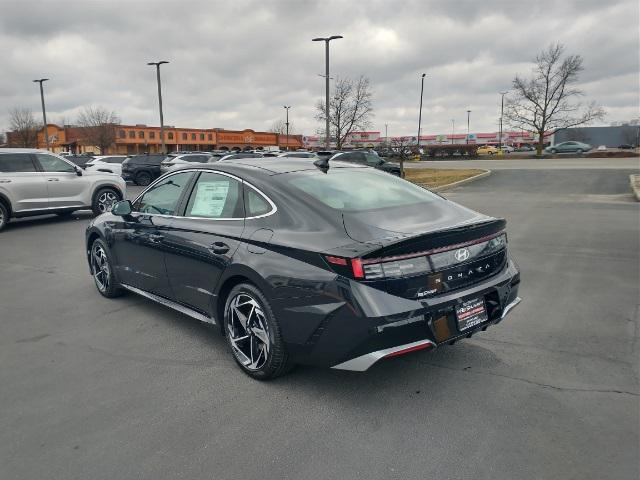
xmin=121 ymin=154 xmax=166 ymax=186
xmin=330 ymin=151 xmax=401 ymax=176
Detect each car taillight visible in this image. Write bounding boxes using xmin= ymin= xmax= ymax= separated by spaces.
xmin=324 ymin=232 xmax=507 ymax=281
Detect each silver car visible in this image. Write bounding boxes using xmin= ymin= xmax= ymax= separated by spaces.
xmin=0 ymin=149 xmax=126 ymax=231
xmin=160 ymin=153 xmax=214 ymax=174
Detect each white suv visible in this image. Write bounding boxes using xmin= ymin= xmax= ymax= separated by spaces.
xmin=0 ymin=149 xmax=126 ymax=231
xmin=84 ymin=155 xmax=128 ymax=176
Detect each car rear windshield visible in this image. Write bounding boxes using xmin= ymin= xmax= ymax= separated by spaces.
xmin=285 ymin=168 xmax=439 ymax=212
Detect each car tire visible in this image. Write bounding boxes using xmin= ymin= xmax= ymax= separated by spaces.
xmin=89 ymin=239 xmax=124 ymax=298
xmin=0 ymin=202 xmax=9 ymax=232
xmin=135 ymin=171 xmax=152 ymax=186
xmin=223 ymin=283 xmax=293 ymax=380
xmin=92 ymin=187 xmax=121 ymax=216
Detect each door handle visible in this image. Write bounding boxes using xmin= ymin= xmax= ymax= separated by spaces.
xmin=47 ymin=178 xmax=60 ymax=182
xmin=0 ymin=179 xmax=11 ymax=183
xmin=209 ymin=242 xmax=230 ymax=254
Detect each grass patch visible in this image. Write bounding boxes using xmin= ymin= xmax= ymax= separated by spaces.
xmin=404 ymin=168 xmax=485 ymax=188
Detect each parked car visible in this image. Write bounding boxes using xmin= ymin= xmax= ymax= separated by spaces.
xmin=0 ymin=149 xmax=126 ymax=231
xmin=160 ymin=153 xmax=214 ymax=174
xmin=515 ymin=145 xmax=535 ymax=152
xmin=84 ymin=155 xmax=128 ymax=176
xmin=618 ymin=144 xmax=634 ymax=149
xmin=121 ymin=154 xmax=166 ymax=185
xmin=329 ymin=151 xmax=401 ymax=176
xmin=278 ymin=152 xmax=320 ymax=159
xmin=477 ymin=145 xmax=499 ymax=155
xmin=500 ymin=145 xmax=515 ymax=153
xmin=596 ymin=145 xmax=607 ymax=151
xmin=316 ymin=150 xmax=337 ymax=159
xmin=219 ymin=152 xmax=264 ymax=162
xmin=85 ymin=158 xmax=521 ymax=379
xmin=262 ymin=152 xmax=279 ymax=157
xmin=545 ymin=141 xmax=592 ymax=154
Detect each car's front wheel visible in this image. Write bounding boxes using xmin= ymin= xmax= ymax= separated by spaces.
xmin=550 ymin=148 xmax=557 ymax=154
xmin=90 ymin=239 xmax=124 ymax=298
xmin=223 ymin=283 xmax=292 ymax=380
xmin=92 ymin=188 xmax=121 ymax=216
xmin=576 ymin=149 xmax=583 ymax=154
xmin=135 ymin=171 xmax=152 ymax=186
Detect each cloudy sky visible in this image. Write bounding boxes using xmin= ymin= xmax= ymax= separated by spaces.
xmin=1 ymin=0 xmax=638 ymax=137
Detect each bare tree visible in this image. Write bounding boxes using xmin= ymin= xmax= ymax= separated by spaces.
xmin=8 ymin=108 xmax=40 ymax=147
xmin=76 ymin=106 xmax=120 ymax=153
xmin=390 ymin=136 xmax=413 ymax=178
xmin=504 ymin=43 xmax=605 ymax=155
xmin=269 ymin=119 xmax=296 ymax=135
xmin=315 ymin=76 xmax=373 ymax=149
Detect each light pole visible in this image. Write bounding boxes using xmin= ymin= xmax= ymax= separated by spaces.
xmin=499 ymin=91 xmax=507 ymax=151
xmin=148 ymin=61 xmax=169 ymax=154
xmin=33 ymin=79 xmax=50 ymax=151
xmin=283 ymin=105 xmax=291 ymax=151
xmin=466 ymin=110 xmax=471 ymax=144
xmin=385 ymin=123 xmax=388 ymax=149
xmin=417 ymin=73 xmax=426 ymax=153
xmin=312 ymin=35 xmax=343 ymax=149
xmin=451 ymin=119 xmax=455 ymax=144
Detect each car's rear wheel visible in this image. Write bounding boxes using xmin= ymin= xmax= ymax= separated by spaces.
xmin=135 ymin=171 xmax=152 ymax=186
xmin=92 ymin=188 xmax=120 ymax=216
xmin=0 ymin=202 xmax=9 ymax=232
xmin=223 ymin=283 xmax=292 ymax=380
xmin=90 ymin=239 xmax=124 ymax=298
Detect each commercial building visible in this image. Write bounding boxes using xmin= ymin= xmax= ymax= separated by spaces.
xmin=7 ymin=124 xmax=302 ymax=154
xmin=551 ymin=126 xmax=639 ymax=147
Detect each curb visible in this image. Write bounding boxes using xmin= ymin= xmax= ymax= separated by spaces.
xmin=630 ymin=174 xmax=640 ymax=202
xmin=423 ymin=169 xmax=492 ymax=192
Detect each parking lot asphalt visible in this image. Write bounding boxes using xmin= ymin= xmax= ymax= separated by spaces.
xmin=408 ymin=156 xmax=640 ymax=170
xmin=1 ymin=167 xmax=638 ymax=480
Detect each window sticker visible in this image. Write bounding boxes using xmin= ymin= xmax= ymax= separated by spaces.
xmin=190 ymin=180 xmax=230 ymax=217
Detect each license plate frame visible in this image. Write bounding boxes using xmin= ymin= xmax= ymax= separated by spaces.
xmin=455 ymin=296 xmax=488 ymax=331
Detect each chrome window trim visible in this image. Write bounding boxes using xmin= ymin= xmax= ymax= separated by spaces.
xmin=131 ymin=168 xmax=277 ymax=221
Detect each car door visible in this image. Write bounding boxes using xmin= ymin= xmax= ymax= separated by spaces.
xmin=0 ymin=153 xmax=48 ymax=212
xmin=109 ymin=171 xmax=195 ymax=297
xmin=163 ymin=171 xmax=246 ymax=315
xmin=33 ymin=153 xmax=88 ymax=208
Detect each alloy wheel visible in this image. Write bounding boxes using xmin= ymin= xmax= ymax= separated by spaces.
xmin=91 ymin=243 xmax=110 ymax=292
xmin=97 ymin=191 xmax=118 ymax=213
xmin=226 ymin=293 xmax=271 ymax=371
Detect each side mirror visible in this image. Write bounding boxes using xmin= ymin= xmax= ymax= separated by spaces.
xmin=75 ymin=165 xmax=83 ymax=176
xmin=111 ymin=200 xmax=132 ymax=216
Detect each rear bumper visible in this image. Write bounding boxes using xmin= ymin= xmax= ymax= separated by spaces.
xmin=332 ymin=296 xmax=521 ymax=371
xmin=280 ymin=258 xmax=521 ymax=370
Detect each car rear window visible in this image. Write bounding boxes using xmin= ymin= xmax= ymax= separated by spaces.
xmin=285 ymin=168 xmax=439 ymax=212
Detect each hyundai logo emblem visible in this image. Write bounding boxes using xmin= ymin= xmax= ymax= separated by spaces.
xmin=454 ymin=248 xmax=470 ymax=262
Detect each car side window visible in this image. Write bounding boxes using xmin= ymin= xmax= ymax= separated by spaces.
xmin=0 ymin=154 xmax=37 ymax=172
xmin=364 ymin=153 xmax=382 ymax=166
xmin=35 ymin=154 xmax=75 ymax=173
xmin=133 ymin=172 xmax=193 ymax=215
xmin=184 ymin=172 xmax=244 ymax=219
xmin=245 ymin=187 xmax=272 ymax=217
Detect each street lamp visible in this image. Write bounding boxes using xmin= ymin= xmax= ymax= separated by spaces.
xmin=466 ymin=110 xmax=471 ymax=144
xmin=283 ymin=105 xmax=291 ymax=151
xmin=499 ymin=91 xmax=508 ymax=151
xmin=417 ymin=73 xmax=426 ymax=153
xmin=33 ymin=79 xmax=50 ymax=151
xmin=385 ymin=123 xmax=388 ymax=149
xmin=451 ymin=119 xmax=455 ymax=144
xmin=312 ymin=35 xmax=343 ymax=149
xmin=148 ymin=61 xmax=169 ymax=154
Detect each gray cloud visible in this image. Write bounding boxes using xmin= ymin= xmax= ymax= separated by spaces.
xmin=1 ymin=0 xmax=638 ymax=137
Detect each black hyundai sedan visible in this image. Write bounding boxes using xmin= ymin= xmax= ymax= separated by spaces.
xmin=85 ymin=158 xmax=521 ymax=379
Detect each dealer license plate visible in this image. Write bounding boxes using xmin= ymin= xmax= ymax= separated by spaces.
xmin=455 ymin=297 xmax=488 ymax=331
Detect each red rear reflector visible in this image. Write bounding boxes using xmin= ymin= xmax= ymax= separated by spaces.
xmin=325 ymin=256 xmax=348 ymax=266
xmin=384 ymin=342 xmax=432 ymax=358
xmin=351 ymin=258 xmax=364 ymax=278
